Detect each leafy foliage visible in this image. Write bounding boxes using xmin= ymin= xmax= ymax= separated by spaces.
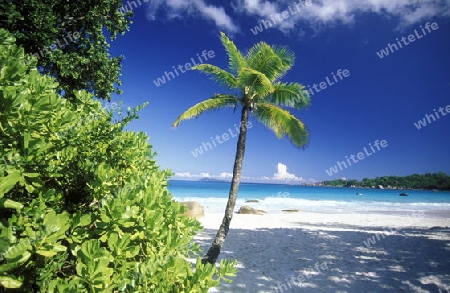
xmin=174 ymin=32 xmax=310 ymax=148
xmin=0 ymin=0 xmax=132 ymax=101
xmin=322 ymin=172 xmax=450 ymax=190
xmin=0 ymin=29 xmax=236 ymax=292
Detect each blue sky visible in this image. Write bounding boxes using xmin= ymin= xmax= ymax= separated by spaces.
xmin=108 ymin=0 xmax=450 ymax=184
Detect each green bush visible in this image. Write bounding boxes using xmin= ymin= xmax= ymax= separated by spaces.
xmin=0 ymin=28 xmax=236 ymax=292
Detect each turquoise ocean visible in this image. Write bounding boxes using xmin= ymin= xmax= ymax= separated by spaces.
xmin=168 ymin=180 xmax=450 ymax=214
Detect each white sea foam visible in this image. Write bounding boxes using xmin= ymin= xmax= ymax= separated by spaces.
xmin=173 ymin=196 xmax=450 ymax=214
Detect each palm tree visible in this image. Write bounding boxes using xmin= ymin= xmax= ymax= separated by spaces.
xmin=172 ymin=32 xmax=310 ymax=264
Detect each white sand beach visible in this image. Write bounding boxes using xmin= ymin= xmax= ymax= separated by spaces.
xmin=195 ymin=210 xmax=450 ymax=293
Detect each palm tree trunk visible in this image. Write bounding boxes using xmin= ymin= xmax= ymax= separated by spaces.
xmin=202 ymin=106 xmax=249 ymax=265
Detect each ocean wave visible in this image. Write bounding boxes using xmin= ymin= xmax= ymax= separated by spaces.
xmin=173 ymin=196 xmax=450 ymax=213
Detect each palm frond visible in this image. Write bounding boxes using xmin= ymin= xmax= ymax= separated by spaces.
xmin=264 ymin=82 xmax=310 ymax=109
xmin=172 ymin=95 xmax=240 ymax=127
xmin=192 ymin=64 xmax=238 ymax=89
xmin=272 ymin=45 xmax=295 ymax=67
xmin=245 ymin=42 xmax=285 ymax=82
xmin=271 ymin=45 xmax=295 ymax=80
xmin=238 ymin=67 xmax=274 ymax=98
xmin=252 ymin=103 xmax=308 ymax=147
xmin=220 ymin=32 xmax=246 ymax=75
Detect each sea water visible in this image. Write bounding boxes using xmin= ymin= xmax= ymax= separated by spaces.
xmin=168 ymin=180 xmax=450 ymax=214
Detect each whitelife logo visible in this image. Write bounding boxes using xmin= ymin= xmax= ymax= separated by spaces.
xmin=153 ymin=50 xmax=215 ymax=87
xmin=190 ymin=122 xmax=253 ymax=157
xmin=250 ymin=0 xmax=312 ymax=35
xmin=414 ymin=104 xmax=450 ymax=129
xmin=30 ymin=31 xmax=81 ymax=60
xmin=376 ymin=21 xmax=439 ymax=59
xmin=363 ymin=211 xmax=425 ymax=247
xmin=325 ymin=140 xmax=388 ymax=176
xmin=305 ymin=69 xmax=350 ymax=97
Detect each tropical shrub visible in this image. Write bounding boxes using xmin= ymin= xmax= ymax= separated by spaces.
xmin=0 ymin=28 xmax=236 ymax=292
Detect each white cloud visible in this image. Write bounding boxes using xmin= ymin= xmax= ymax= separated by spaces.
xmin=174 ymin=172 xmax=192 ymax=178
xmin=234 ymin=0 xmax=279 ymax=16
xmin=200 ymin=172 xmax=212 ymax=178
xmin=174 ymin=172 xmax=212 ymax=178
xmin=146 ymin=0 xmax=239 ymax=33
xmin=174 ymin=167 xmax=316 ymax=184
xmin=217 ymin=172 xmax=233 ymax=178
xmin=173 ymin=172 xmax=233 ymax=180
xmin=235 ymin=0 xmax=450 ymax=33
xmin=272 ymin=163 xmax=305 ymax=182
xmin=196 ymin=2 xmax=239 ymax=32
xmin=144 ymin=0 xmax=449 ymax=37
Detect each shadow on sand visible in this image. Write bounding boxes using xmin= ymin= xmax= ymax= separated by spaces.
xmin=195 ymin=224 xmax=450 ymax=292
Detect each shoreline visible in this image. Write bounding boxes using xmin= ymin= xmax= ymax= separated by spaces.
xmin=198 ymin=209 xmax=450 ymax=230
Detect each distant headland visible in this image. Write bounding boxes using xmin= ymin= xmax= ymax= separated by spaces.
xmin=321 ymin=172 xmax=450 ymax=191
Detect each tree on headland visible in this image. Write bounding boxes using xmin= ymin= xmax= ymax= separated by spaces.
xmin=322 ymin=172 xmax=450 ymax=190
xmin=0 ymin=0 xmax=132 ymax=101
xmin=173 ymin=32 xmax=310 ymax=264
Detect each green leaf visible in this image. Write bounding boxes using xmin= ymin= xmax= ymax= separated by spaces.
xmin=79 ymin=239 xmax=104 ymax=260
xmin=192 ymin=64 xmax=238 ymax=89
xmin=51 ymin=244 xmax=67 ymax=252
xmin=0 ymin=276 xmax=23 ymax=289
xmin=107 ymin=232 xmax=118 ymax=251
xmin=252 ymin=103 xmax=308 ymax=147
xmin=0 ymin=170 xmax=23 ymax=197
xmin=36 ymin=249 xmax=58 ymax=257
xmin=36 ymin=242 xmax=67 ymax=257
xmin=3 ymin=238 xmax=30 ymax=260
xmin=220 ymin=32 xmax=246 ymax=75
xmin=77 ymin=214 xmax=92 ymax=227
xmin=238 ymin=67 xmax=274 ymax=97
xmin=173 ymin=95 xmax=240 ymax=127
xmin=266 ymin=82 xmax=310 ymax=109
xmin=0 ymin=251 xmax=31 ymax=273
xmin=0 ymin=198 xmax=23 ymax=210
xmin=23 ymin=172 xmax=40 ymax=178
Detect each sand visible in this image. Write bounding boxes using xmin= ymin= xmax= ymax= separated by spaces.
xmin=194 ymin=210 xmax=450 ymax=293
